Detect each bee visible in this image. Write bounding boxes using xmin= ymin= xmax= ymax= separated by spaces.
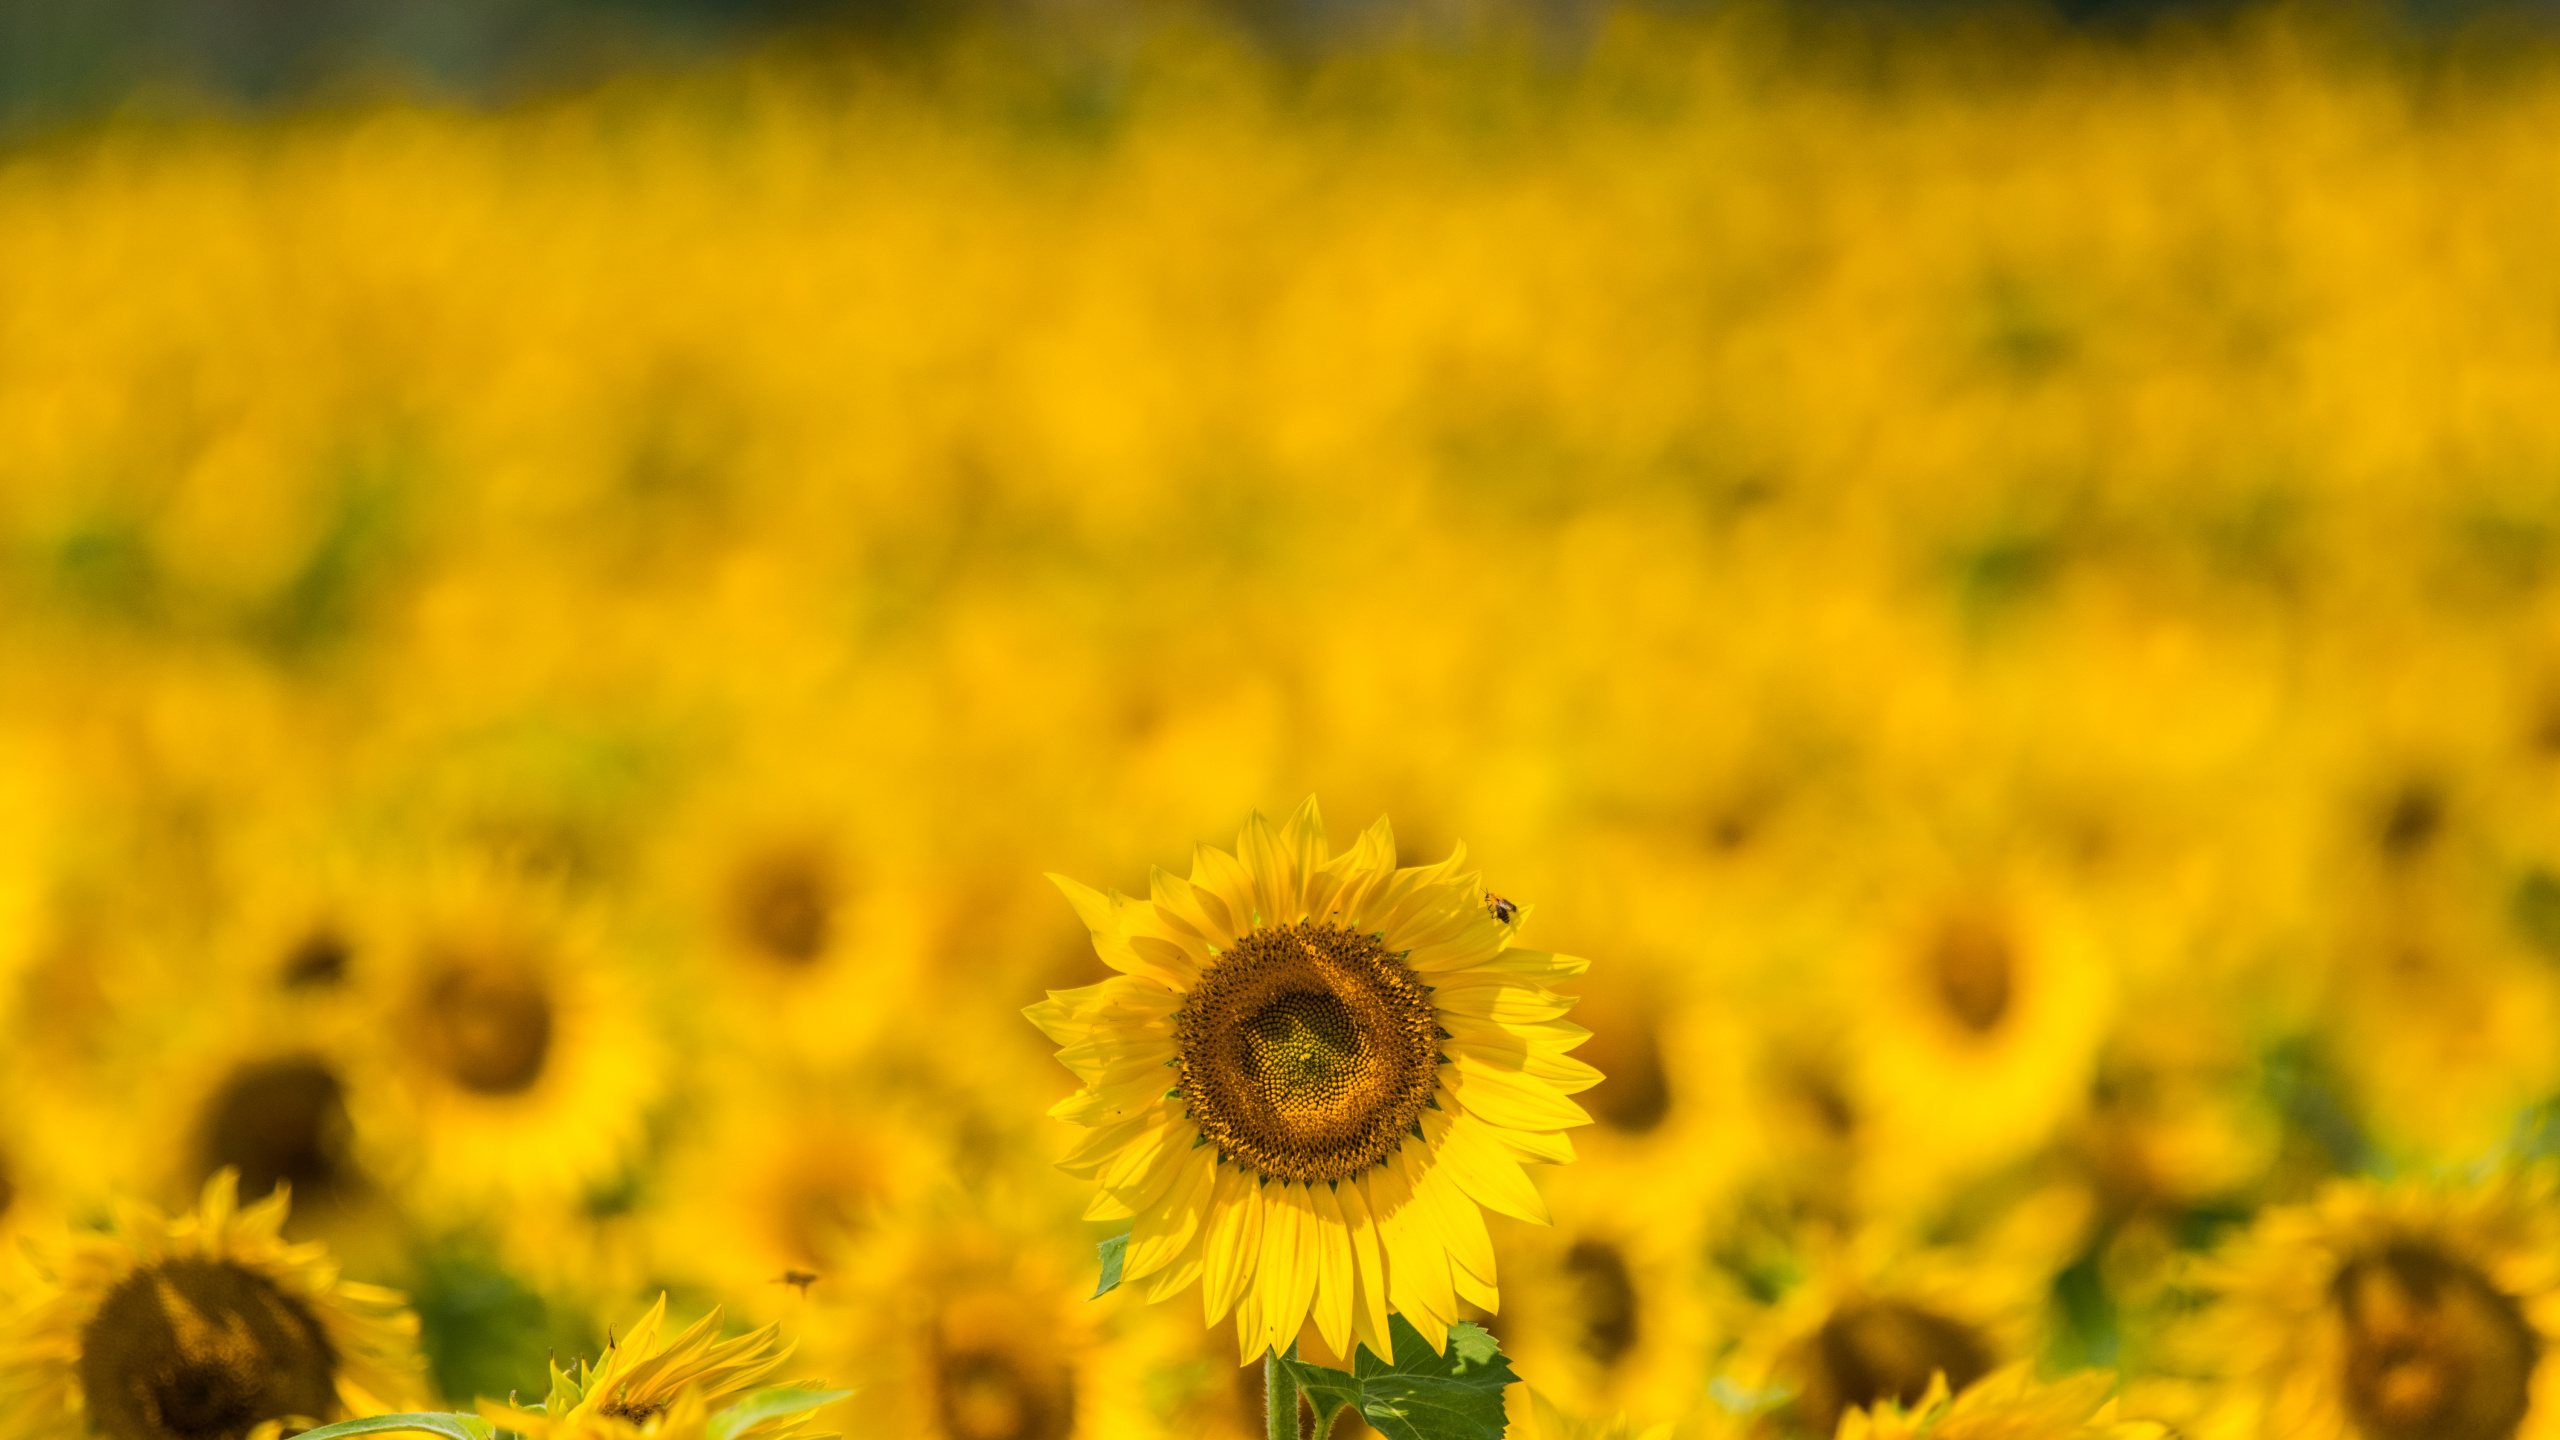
xmin=1486 ymin=893 xmax=1519 ymax=925
xmin=774 ymin=1270 xmax=819 ymax=1297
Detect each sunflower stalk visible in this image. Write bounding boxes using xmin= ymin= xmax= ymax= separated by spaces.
xmin=1267 ymin=1347 xmax=1302 ymax=1440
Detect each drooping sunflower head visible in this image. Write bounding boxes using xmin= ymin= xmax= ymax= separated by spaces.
xmin=478 ymin=1295 xmax=813 ymax=1438
xmin=2186 ymin=1173 xmax=2560 ymax=1440
xmin=0 ymin=1170 xmax=424 ymax=1440
xmin=1027 ymin=799 xmax=1600 ymax=1366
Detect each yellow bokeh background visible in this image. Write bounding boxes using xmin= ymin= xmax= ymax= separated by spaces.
xmin=6 ymin=9 xmax=2560 ymax=1435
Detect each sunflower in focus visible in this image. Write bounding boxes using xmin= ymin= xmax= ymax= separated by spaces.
xmin=1026 ymin=799 xmax=1599 ymax=1365
xmin=2182 ymin=1173 xmax=2560 ymax=1440
xmin=478 ymin=1296 xmax=824 ymax=1439
xmin=0 ymin=1170 xmax=424 ymax=1440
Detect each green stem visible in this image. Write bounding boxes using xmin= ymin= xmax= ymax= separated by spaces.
xmin=1266 ymin=1346 xmax=1300 ymax=1440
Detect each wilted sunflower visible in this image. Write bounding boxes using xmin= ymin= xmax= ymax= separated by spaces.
xmin=2184 ymin=1173 xmax=2560 ymax=1440
xmin=0 ymin=1170 xmax=424 ymax=1440
xmin=1026 ymin=799 xmax=1599 ymax=1365
xmin=478 ymin=1296 xmax=824 ymax=1439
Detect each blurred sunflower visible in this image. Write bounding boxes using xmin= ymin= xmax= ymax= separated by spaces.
xmin=2184 ymin=1173 xmax=2560 ymax=1440
xmin=1718 ymin=1229 xmax=2055 ymax=1440
xmin=479 ymin=1296 xmax=822 ymax=1438
xmin=0 ymin=1170 xmax=424 ymax=1440
xmin=819 ymin=1211 xmax=1098 ymax=1440
xmin=1839 ymin=1365 xmax=2166 ymax=1440
xmin=646 ymin=1063 xmax=944 ymax=1309
xmin=341 ymin=867 xmax=666 ymax=1216
xmin=1841 ymin=852 xmax=2113 ymax=1211
xmin=1027 ymin=799 xmax=1599 ymax=1365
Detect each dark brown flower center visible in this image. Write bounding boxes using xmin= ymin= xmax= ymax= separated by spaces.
xmin=196 ymin=1057 xmax=354 ymax=1206
xmin=1565 ymin=1239 xmax=1639 ymax=1367
xmin=419 ymin=960 xmax=553 ymax=1096
xmin=278 ymin=930 xmax=352 ymax=989
xmin=2336 ymin=1244 xmax=2537 ymax=1440
xmin=1175 ymin=922 xmax=1440 ymax=1184
xmin=1786 ymin=1300 xmax=1995 ymax=1437
xmin=731 ymin=849 xmax=839 ymax=966
xmin=936 ymin=1344 xmax=1073 ymax=1440
xmin=77 ymin=1258 xmax=338 ymax=1440
xmin=1930 ymin=918 xmax=2014 ymax=1036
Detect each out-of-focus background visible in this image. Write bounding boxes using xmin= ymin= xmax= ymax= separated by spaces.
xmin=8 ymin=0 xmax=2560 ymax=1434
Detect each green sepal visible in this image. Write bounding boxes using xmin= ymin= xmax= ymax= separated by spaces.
xmin=707 ymin=1385 xmax=856 ymax=1440
xmin=1276 ymin=1316 xmax=1516 ymax=1440
xmin=1092 ymin=1232 xmax=1131 ymax=1298
xmin=285 ymin=1415 xmax=497 ymax=1440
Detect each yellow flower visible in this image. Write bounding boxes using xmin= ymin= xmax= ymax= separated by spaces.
xmin=476 ymin=1296 xmax=818 ymax=1439
xmin=810 ymin=1211 xmax=1096 ymax=1440
xmin=0 ymin=1170 xmax=425 ymax=1440
xmin=1026 ymin=799 xmax=1599 ymax=1365
xmin=1717 ymin=1226 xmax=2059 ymax=1440
xmin=2181 ymin=1172 xmax=2560 ymax=1440
xmin=339 ymin=865 xmax=665 ymax=1218
xmin=1840 ymin=1366 xmax=2166 ymax=1440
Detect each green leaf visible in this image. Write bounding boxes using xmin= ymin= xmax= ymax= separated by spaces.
xmin=1091 ymin=1232 xmax=1130 ymax=1299
xmin=287 ymin=1415 xmax=496 ymax=1440
xmin=707 ymin=1386 xmax=855 ymax=1440
xmin=1277 ymin=1316 xmax=1517 ymax=1440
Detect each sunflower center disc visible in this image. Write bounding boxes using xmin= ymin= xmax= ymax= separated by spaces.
xmin=420 ymin=961 xmax=554 ymax=1096
xmin=2336 ymin=1244 xmax=2537 ymax=1440
xmin=77 ymin=1258 xmax=338 ymax=1440
xmin=1176 ymin=921 xmax=1439 ymax=1184
xmin=1929 ymin=917 xmax=2014 ymax=1035
xmin=1788 ymin=1300 xmax=1995 ymax=1439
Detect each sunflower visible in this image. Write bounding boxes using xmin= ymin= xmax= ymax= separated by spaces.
xmin=810 ymin=1206 xmax=1105 ymax=1440
xmin=338 ymin=864 xmax=666 ymax=1218
xmin=477 ymin=1296 xmax=827 ymax=1439
xmin=0 ymin=1170 xmax=425 ymax=1440
xmin=1715 ymin=1225 xmax=2060 ymax=1440
xmin=644 ymin=1061 xmax=944 ymax=1315
xmin=2181 ymin=1173 xmax=2560 ymax=1440
xmin=1025 ymin=799 xmax=1599 ymax=1366
xmin=1838 ymin=1366 xmax=2167 ymax=1440
xmin=1835 ymin=847 xmax=2114 ymax=1215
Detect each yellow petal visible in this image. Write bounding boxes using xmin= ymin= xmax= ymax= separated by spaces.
xmin=1336 ymin=1177 xmax=1395 ymax=1366
xmin=1201 ymin=1165 xmax=1262 ymax=1323
xmin=1259 ymin=1181 xmax=1318 ymax=1359
xmin=1435 ymin=983 xmax=1576 ymax=1025
xmin=1145 ymin=1238 xmax=1207 ymax=1303
xmin=1239 ymin=810 xmax=1299 ymax=926
xmin=1058 ymin=1109 xmax=1168 ymax=1179
xmin=1191 ymin=843 xmax=1257 ymax=938
xmin=1152 ymin=867 xmax=1237 ymax=950
xmin=1442 ymin=1058 xmax=1593 ymax=1134
xmin=1307 ymin=1181 xmax=1357 ymax=1360
xmin=1369 ymin=1155 xmax=1455 ymax=1336
xmin=1127 ymin=1147 xmax=1218 ymax=1282
xmin=1408 ymin=1131 xmax=1499 ymax=1286
xmin=1486 ymin=1124 xmax=1576 ymax=1166
xmin=1435 ymin=1110 xmax=1554 ymax=1225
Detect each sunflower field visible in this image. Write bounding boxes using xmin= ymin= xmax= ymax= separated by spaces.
xmin=6 ymin=7 xmax=2560 ymax=1439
